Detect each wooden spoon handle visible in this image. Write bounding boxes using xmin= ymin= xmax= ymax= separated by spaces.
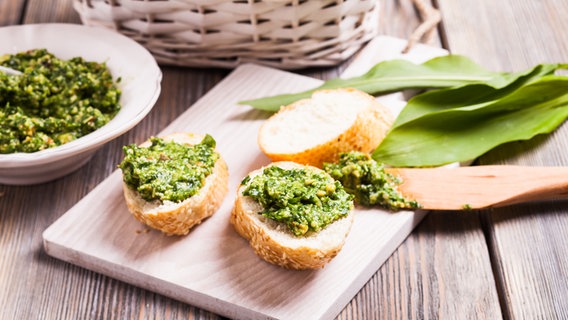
xmin=387 ymin=165 xmax=568 ymax=210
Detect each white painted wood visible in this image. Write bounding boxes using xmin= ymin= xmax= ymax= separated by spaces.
xmin=42 ymin=36 xmax=447 ymax=320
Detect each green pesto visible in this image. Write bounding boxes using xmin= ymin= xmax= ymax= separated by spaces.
xmin=118 ymin=135 xmax=219 ymax=203
xmin=323 ymin=151 xmax=421 ymax=211
xmin=242 ymin=166 xmax=354 ymax=237
xmin=0 ymin=49 xmax=121 ymax=153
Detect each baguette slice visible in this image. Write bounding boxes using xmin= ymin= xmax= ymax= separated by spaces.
xmin=230 ymin=161 xmax=354 ymax=270
xmin=121 ymin=132 xmax=229 ymax=236
xmin=258 ymin=88 xmax=394 ymax=168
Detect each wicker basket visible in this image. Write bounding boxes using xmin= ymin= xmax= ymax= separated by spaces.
xmin=73 ymin=0 xmax=380 ymax=69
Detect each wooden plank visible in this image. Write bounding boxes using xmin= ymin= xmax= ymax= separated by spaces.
xmin=380 ymin=0 xmax=442 ymax=48
xmin=336 ymin=210 xmax=505 ymax=320
xmin=438 ymin=0 xmax=568 ymax=319
xmin=0 ymin=1 xmax=25 ymax=26
xmin=22 ymin=0 xmax=81 ymax=24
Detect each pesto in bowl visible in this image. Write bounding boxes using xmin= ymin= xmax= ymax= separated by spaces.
xmin=0 ymin=49 xmax=121 ymax=154
xmin=0 ymin=23 xmax=161 ymax=185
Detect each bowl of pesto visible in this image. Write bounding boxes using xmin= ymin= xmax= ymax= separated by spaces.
xmin=0 ymin=23 xmax=162 ymax=185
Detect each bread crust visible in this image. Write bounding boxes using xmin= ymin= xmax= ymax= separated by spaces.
xmin=230 ymin=162 xmax=354 ymax=270
xmin=258 ymin=88 xmax=393 ymax=168
xmin=121 ymin=132 xmax=229 ymax=236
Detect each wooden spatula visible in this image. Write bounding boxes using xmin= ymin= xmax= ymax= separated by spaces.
xmin=385 ymin=165 xmax=568 ymax=210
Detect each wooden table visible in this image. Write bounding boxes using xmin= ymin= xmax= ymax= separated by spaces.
xmin=1 ymin=1 xmax=567 ymax=319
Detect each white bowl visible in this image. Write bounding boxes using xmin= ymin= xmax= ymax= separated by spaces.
xmin=0 ymin=23 xmax=162 ymax=185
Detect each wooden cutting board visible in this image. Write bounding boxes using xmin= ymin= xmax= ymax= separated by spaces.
xmin=43 ymin=36 xmax=447 ymax=320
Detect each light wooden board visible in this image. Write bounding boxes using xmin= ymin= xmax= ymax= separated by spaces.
xmin=42 ymin=36 xmax=447 ymax=320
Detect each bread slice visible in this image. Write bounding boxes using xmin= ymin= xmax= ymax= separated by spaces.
xmin=121 ymin=132 xmax=229 ymax=236
xmin=258 ymin=88 xmax=394 ymax=168
xmin=230 ymin=161 xmax=354 ymax=269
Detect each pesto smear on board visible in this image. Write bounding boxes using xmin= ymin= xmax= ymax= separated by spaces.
xmin=323 ymin=151 xmax=420 ymax=210
xmin=242 ymin=166 xmax=354 ymax=237
xmin=118 ymin=135 xmax=219 ymax=203
xmin=0 ymin=49 xmax=121 ymax=153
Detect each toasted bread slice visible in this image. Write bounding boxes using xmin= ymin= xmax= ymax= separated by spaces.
xmin=121 ymin=132 xmax=229 ymax=236
xmin=258 ymin=88 xmax=394 ymax=168
xmin=230 ymin=161 xmax=354 ymax=270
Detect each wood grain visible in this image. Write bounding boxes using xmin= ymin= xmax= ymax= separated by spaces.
xmin=336 ymin=2 xmax=501 ymax=318
xmin=335 ymin=209 xmax=503 ymax=320
xmin=0 ymin=0 xmax=25 ymax=26
xmin=0 ymin=0 xmax=511 ymax=319
xmin=22 ymin=0 xmax=81 ymax=25
xmin=438 ymin=0 xmax=568 ymax=318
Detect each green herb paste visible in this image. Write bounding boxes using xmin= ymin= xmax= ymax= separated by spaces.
xmin=242 ymin=166 xmax=354 ymax=237
xmin=118 ymin=135 xmax=219 ymax=203
xmin=323 ymin=151 xmax=420 ymax=210
xmin=0 ymin=49 xmax=121 ymax=153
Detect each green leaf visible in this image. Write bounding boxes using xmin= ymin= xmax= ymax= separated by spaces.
xmin=239 ymin=55 xmax=504 ymax=112
xmin=393 ymin=63 xmax=562 ymax=127
xmin=372 ymin=75 xmax=568 ymax=167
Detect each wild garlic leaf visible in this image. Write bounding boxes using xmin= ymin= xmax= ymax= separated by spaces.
xmin=239 ymin=55 xmax=503 ymax=112
xmin=372 ymin=75 xmax=568 ymax=167
xmin=392 ymin=63 xmax=564 ymax=127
